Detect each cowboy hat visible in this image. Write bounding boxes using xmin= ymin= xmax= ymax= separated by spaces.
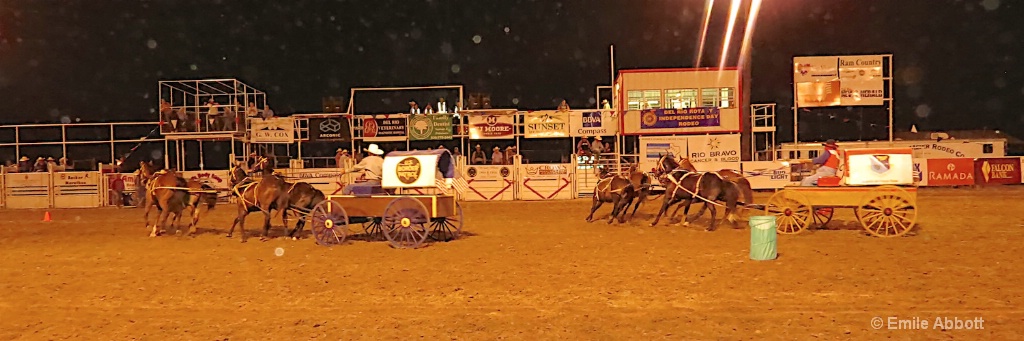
xmin=594 ymin=136 xmax=602 ymax=141
xmin=19 ymin=156 xmax=29 ymax=162
xmin=46 ymin=157 xmax=54 ymax=161
xmin=822 ymin=139 xmax=838 ymax=147
xmin=493 ymin=146 xmax=500 ymax=151
xmin=364 ymin=144 xmax=385 ymax=155
xmin=337 ymin=148 xmax=343 ymax=152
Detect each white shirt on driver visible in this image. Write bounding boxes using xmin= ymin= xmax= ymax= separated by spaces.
xmin=351 ymin=155 xmax=384 ymax=181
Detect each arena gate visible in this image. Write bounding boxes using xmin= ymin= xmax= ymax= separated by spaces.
xmin=460 ymin=163 xmax=516 ymax=201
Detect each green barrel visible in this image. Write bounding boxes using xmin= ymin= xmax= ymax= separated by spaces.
xmin=749 ymin=216 xmax=778 ymax=261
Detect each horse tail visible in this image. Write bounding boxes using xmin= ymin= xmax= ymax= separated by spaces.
xmin=737 ymin=177 xmax=754 ymax=206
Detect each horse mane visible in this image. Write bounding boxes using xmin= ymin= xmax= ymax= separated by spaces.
xmin=677 ymin=158 xmax=698 ymax=172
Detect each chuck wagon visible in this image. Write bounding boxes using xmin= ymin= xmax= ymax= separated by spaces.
xmin=764 ymin=148 xmax=918 ymax=237
xmin=309 ymin=149 xmax=465 ymax=248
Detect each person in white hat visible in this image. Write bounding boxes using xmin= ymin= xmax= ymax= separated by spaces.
xmin=335 ymin=148 xmax=350 ymax=169
xmin=342 ymin=144 xmax=385 ymax=194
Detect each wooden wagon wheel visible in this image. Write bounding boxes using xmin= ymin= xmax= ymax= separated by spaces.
xmin=764 ymin=190 xmax=812 ymax=234
xmin=361 ymin=218 xmax=385 ymax=240
xmin=382 ymin=197 xmax=431 ymax=249
xmin=429 ymin=202 xmax=463 ymax=242
xmin=856 ymin=185 xmax=917 ymax=238
xmin=310 ymin=199 xmax=349 ymax=246
xmin=812 ymin=207 xmax=835 ymax=228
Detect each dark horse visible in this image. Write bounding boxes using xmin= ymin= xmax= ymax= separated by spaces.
xmin=648 ymin=154 xmax=742 ymax=231
xmin=138 ymin=161 xmax=217 ymax=237
xmin=670 ymin=156 xmax=755 ymax=223
xmin=226 ymin=159 xmax=326 ymax=241
xmin=585 ymin=166 xmax=637 ymax=224
xmin=624 ymin=163 xmax=654 ymax=219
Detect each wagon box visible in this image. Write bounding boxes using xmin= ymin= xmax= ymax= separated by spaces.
xmin=843 ymin=148 xmax=914 ymax=186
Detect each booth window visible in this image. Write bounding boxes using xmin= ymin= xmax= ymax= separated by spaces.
xmin=983 ymin=143 xmax=993 ymax=154
xmin=700 ymin=87 xmax=736 ymax=108
xmin=626 ymin=90 xmax=643 ymax=110
xmin=642 ymin=90 xmax=661 ymax=109
xmin=808 ymin=150 xmax=819 ymax=158
xmin=665 ymin=89 xmax=698 ymax=109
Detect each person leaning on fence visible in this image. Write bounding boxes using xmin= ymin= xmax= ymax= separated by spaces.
xmin=471 ymin=144 xmax=486 ymax=165
xmin=18 ymin=156 xmax=31 ymax=172
xmin=342 ymin=144 xmax=385 ymax=195
xmin=491 ymin=147 xmax=504 ymax=165
xmin=801 ymin=139 xmax=841 ymax=186
xmin=33 ymin=157 xmax=47 ymax=172
xmin=591 ymin=136 xmax=605 ymax=163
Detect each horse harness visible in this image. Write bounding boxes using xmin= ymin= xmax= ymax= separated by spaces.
xmin=595 ymin=174 xmax=632 ymax=194
xmin=661 ymin=168 xmax=731 ymax=208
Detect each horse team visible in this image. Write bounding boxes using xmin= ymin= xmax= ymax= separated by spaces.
xmin=137 ymin=158 xmax=325 ymax=242
xmin=587 ymin=154 xmax=755 ymax=231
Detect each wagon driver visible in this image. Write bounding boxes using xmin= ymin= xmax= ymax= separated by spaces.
xmin=342 ymin=144 xmax=385 ymax=194
xmin=801 ymin=139 xmax=840 ymax=186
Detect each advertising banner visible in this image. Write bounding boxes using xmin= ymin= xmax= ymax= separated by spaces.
xmin=569 ymin=110 xmax=618 ymax=137
xmin=684 ymin=134 xmax=742 ymax=164
xmin=639 ymin=136 xmax=688 ymax=173
xmin=408 ymin=114 xmax=453 ymax=141
xmin=523 ymin=111 xmax=570 ymax=138
xmin=795 ymin=55 xmax=887 ymax=107
xmin=468 ymin=111 xmax=515 ymax=139
xmin=974 ymin=157 xmax=1021 ymax=185
xmin=639 ymin=108 xmax=721 ymax=130
xmin=740 ymin=161 xmax=792 ymax=189
xmin=250 ymin=117 xmax=295 ymax=143
xmin=308 ymin=117 xmax=352 ymax=142
xmin=926 ymin=158 xmax=975 ymax=186
xmin=361 ymin=115 xmax=408 ymax=142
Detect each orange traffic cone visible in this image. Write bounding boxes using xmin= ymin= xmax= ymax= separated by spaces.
xmin=42 ymin=211 xmax=52 ymax=222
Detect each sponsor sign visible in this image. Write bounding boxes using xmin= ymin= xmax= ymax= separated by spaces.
xmin=382 ymin=154 xmax=439 ymax=188
xmin=523 ymin=164 xmax=569 ymax=177
xmin=684 ymin=134 xmax=742 ymax=164
xmin=361 ymin=115 xmax=408 ymax=142
xmin=55 ymin=172 xmax=97 ymax=186
xmin=465 ymin=166 xmax=511 ymax=181
xmin=926 ymin=158 xmax=975 ymax=186
xmin=912 ymin=158 xmax=928 ymax=186
xmin=740 ymin=161 xmax=792 ymax=189
xmin=250 ymin=117 xmax=295 ymax=143
xmin=640 ymin=107 xmax=721 ymax=130
xmin=570 ymin=110 xmax=618 ymax=137
xmin=523 ymin=111 xmax=570 ymax=138
xmin=408 ymin=114 xmax=453 ymax=141
xmin=309 ymin=117 xmax=352 ymax=141
xmin=845 ymin=153 xmax=914 ymax=185
xmin=974 ymin=157 xmax=1021 ymax=185
xmin=639 ymin=136 xmax=688 ymax=173
xmin=468 ymin=111 xmax=515 ymax=139
xmin=395 ymin=157 xmax=422 ymax=184
xmin=794 ymin=55 xmax=886 ymax=107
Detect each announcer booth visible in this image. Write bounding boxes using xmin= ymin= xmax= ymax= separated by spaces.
xmin=614 ymin=68 xmax=744 ymax=185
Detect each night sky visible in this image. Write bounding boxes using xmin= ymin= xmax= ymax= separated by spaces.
xmin=1 ymin=0 xmax=1022 ymax=142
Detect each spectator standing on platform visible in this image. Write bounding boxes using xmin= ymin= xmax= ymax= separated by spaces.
xmin=423 ymin=104 xmax=434 ymax=114
xmin=335 ymin=148 xmax=350 ymax=168
xmin=18 ymin=156 xmax=31 ymax=172
xmin=33 ymin=157 xmax=47 ymax=172
xmin=591 ymin=136 xmax=605 ymax=163
xmin=491 ymin=147 xmax=504 ymax=165
xmin=223 ymin=102 xmax=237 ymax=131
xmin=262 ymin=105 xmax=275 ymax=119
xmin=557 ymin=100 xmax=570 ymax=111
xmin=505 ymin=146 xmax=516 ymax=165
xmin=160 ymin=99 xmax=175 ymax=130
xmin=246 ymin=103 xmax=258 ymax=117
xmin=408 ymin=100 xmax=421 ymax=114
xmin=453 ymin=146 xmax=462 ymax=157
xmin=471 ymin=145 xmax=486 ymax=165
xmin=577 ymin=137 xmax=591 ymax=157
xmin=206 ymin=98 xmax=219 ymax=131
xmin=602 ymin=99 xmax=611 ymax=109
xmin=45 ymin=157 xmax=57 ymax=172
xmin=437 ymin=97 xmax=448 ymax=113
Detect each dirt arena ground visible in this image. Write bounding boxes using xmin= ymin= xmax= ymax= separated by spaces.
xmin=2 ymin=187 xmax=1024 ymax=340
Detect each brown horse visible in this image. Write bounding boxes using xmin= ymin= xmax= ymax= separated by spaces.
xmin=586 ymin=166 xmax=637 ymax=224
xmin=139 ymin=162 xmax=188 ymax=236
xmin=624 ymin=163 xmax=654 ymax=219
xmin=648 ymin=155 xmax=742 ymax=231
xmin=676 ymin=158 xmax=754 ymax=205
xmin=226 ymin=160 xmax=293 ymax=242
xmin=138 ymin=161 xmax=217 ymax=237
